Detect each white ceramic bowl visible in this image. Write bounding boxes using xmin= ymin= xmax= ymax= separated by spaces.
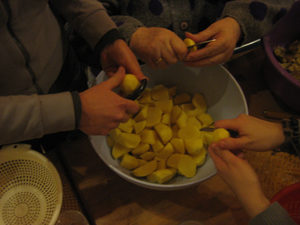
xmin=90 ymin=62 xmax=248 ymax=190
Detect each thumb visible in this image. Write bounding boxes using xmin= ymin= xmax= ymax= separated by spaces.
xmin=185 ymin=31 xmax=212 ymax=43
xmin=105 ymin=66 xmax=126 ymax=90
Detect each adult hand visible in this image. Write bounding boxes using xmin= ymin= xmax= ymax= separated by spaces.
xmin=100 ymin=39 xmax=146 ymax=80
xmin=208 ymin=143 xmax=270 ymax=218
xmin=214 ymin=114 xmax=285 ymax=152
xmin=184 ymin=17 xmax=241 ymax=67
xmin=78 ymin=67 xmax=139 ymax=135
xmin=129 ymin=27 xmax=187 ymax=69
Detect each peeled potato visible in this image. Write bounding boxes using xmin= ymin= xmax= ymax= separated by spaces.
xmin=147 ymin=168 xmax=177 ymax=184
xmin=120 ymin=74 xmax=140 ymax=95
xmin=175 ymin=110 xmax=187 ymax=128
xmin=140 ymin=151 xmax=157 ymax=161
xmin=134 ymin=120 xmax=147 ymax=134
xmin=192 ymin=93 xmax=207 ymax=112
xmin=178 ymin=124 xmax=201 ymax=140
xmin=154 ymin=123 xmax=173 ymax=144
xmin=170 ymin=138 xmax=185 ymax=154
xmin=117 ymin=133 xmax=141 ymax=148
xmin=155 ymin=98 xmax=173 ymax=114
xmin=184 ymin=138 xmax=204 ymax=155
xmin=197 ymin=113 xmax=214 ymax=127
xmin=131 ymin=142 xmax=150 ymax=155
xmin=212 ymin=128 xmax=230 ymax=142
xmin=171 ymin=105 xmax=182 ymax=124
xmin=177 ymin=155 xmax=197 ymax=178
xmin=140 ymin=129 xmax=157 ymax=145
xmin=120 ymin=154 xmax=139 ymax=170
xmin=174 ymin=93 xmax=191 ymax=105
xmin=168 ymin=86 xmax=177 ymax=97
xmin=151 ymin=85 xmax=169 ymax=101
xmin=167 ymin=153 xmax=185 ymax=168
xmin=131 ymin=160 xmax=157 ymax=177
xmin=118 ymin=118 xmax=134 ymax=133
xmin=134 ymin=105 xmax=148 ymax=123
xmin=191 ymin=148 xmax=207 ymax=166
xmin=155 ymin=142 xmax=174 ymax=160
xmin=112 ymin=143 xmax=131 ymax=159
xmin=184 ymin=38 xmax=197 ymax=53
xmin=146 ymin=106 xmax=162 ymax=127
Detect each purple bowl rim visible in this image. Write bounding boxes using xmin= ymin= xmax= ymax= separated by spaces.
xmin=262 ymin=36 xmax=300 ymax=88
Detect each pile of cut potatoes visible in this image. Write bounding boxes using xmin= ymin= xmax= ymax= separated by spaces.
xmin=107 ymin=83 xmax=225 ymax=184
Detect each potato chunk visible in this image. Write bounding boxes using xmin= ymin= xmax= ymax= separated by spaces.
xmin=134 ymin=105 xmax=148 ymax=123
xmin=191 ymin=148 xmax=207 ymax=166
xmin=112 ymin=143 xmax=131 ymax=159
xmin=131 ymin=142 xmax=150 ymax=155
xmin=117 ymin=133 xmax=141 ymax=148
xmin=140 ymin=129 xmax=157 ymax=145
xmin=120 ymin=154 xmax=139 ymax=170
xmin=167 ymin=153 xmax=185 ymax=168
xmin=178 ymin=124 xmax=201 ymax=140
xmin=174 ymin=93 xmax=191 ymax=105
xmin=170 ymin=138 xmax=185 ymax=154
xmin=154 ymin=123 xmax=173 ymax=144
xmin=184 ymin=138 xmax=204 ymax=155
xmin=131 ymin=160 xmax=157 ymax=177
xmin=146 ymin=107 xmax=162 ymax=127
xmin=134 ymin=120 xmax=147 ymax=134
xmin=178 ymin=155 xmax=197 ymax=178
xmin=151 ymin=85 xmax=169 ymax=101
xmin=147 ymin=169 xmax=177 ymax=184
xmin=192 ymin=93 xmax=207 ymax=112
xmin=155 ymin=99 xmax=173 ymax=114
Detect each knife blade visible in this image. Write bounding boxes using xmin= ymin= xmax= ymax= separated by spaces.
xmin=187 ymin=39 xmax=216 ymax=49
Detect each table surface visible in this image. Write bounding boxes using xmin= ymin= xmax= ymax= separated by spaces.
xmin=52 ymin=47 xmax=300 ymax=225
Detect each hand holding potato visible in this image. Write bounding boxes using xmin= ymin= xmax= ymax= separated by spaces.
xmin=184 ymin=17 xmax=242 ymax=67
xmin=79 ymin=67 xmax=139 ymax=135
xmin=129 ymin=27 xmax=187 ymax=69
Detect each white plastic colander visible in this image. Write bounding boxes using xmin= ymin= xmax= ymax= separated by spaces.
xmin=0 ymin=144 xmax=63 ymax=225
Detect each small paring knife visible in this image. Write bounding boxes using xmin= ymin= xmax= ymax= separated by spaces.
xmin=200 ymin=127 xmax=239 ymax=138
xmin=187 ymin=39 xmax=216 ymax=49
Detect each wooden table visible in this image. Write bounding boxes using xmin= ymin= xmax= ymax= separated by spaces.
xmin=54 ymin=47 xmax=300 ymax=225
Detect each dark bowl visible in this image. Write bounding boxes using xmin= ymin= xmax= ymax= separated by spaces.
xmin=262 ymin=0 xmax=300 ymax=112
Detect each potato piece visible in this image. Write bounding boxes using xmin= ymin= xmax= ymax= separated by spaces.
xmin=170 ymin=138 xmax=185 ymax=154
xmin=155 ymin=143 xmax=174 ymax=160
xmin=112 ymin=143 xmax=131 ymax=159
xmin=156 ymin=159 xmax=167 ymax=170
xmin=148 ymin=168 xmax=177 ymax=184
xmin=109 ymin=128 xmax=121 ymax=142
xmin=154 ymin=123 xmax=173 ymax=144
xmin=118 ymin=118 xmax=135 ymax=133
xmin=138 ymin=89 xmax=152 ymax=104
xmin=171 ymin=125 xmax=180 ymax=138
xmin=186 ymin=108 xmax=204 ymax=117
xmin=152 ymin=139 xmax=164 ymax=153
xmin=131 ymin=142 xmax=150 ymax=155
xmin=202 ymin=131 xmax=213 ymax=146
xmin=180 ymin=103 xmax=195 ymax=112
xmin=192 ymin=93 xmax=207 ymax=112
xmin=134 ymin=105 xmax=148 ymax=123
xmin=178 ymin=124 xmax=201 ymax=140
xmin=120 ymin=74 xmax=140 ymax=95
xmin=146 ymin=173 xmax=157 ymax=183
xmin=178 ymin=155 xmax=197 ymax=178
xmin=174 ymin=93 xmax=191 ymax=105
xmin=146 ymin=107 xmax=163 ymax=127
xmin=175 ymin=110 xmax=187 ymax=128
xmin=155 ymin=99 xmax=173 ymax=114
xmin=184 ymin=38 xmax=197 ymax=53
xmin=161 ymin=113 xmax=171 ymax=125
xmin=120 ymin=154 xmax=139 ymax=170
xmin=151 ymin=84 xmax=169 ymax=101
xmin=191 ymin=148 xmax=207 ymax=166
xmin=197 ymin=113 xmax=214 ymax=127
xmin=131 ymin=160 xmax=157 ymax=177
xmin=140 ymin=151 xmax=157 ymax=161
xmin=171 ymin=105 xmax=182 ymax=124
xmin=138 ymin=159 xmax=148 ymax=167
xmin=212 ymin=128 xmax=230 ymax=142
xmin=134 ymin=120 xmax=147 ymax=134
xmin=187 ymin=117 xmax=202 ymax=130
xmin=167 ymin=153 xmax=185 ymax=168
xmin=168 ymin=86 xmax=177 ymax=97
xmin=117 ymin=133 xmax=141 ymax=148
xmin=184 ymin=138 xmax=204 ymax=155
xmin=140 ymin=129 xmax=157 ymax=145
xmin=106 ymin=136 xmax=115 ymax=149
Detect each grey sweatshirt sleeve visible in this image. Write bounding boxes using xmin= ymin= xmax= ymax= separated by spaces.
xmin=0 ymin=92 xmax=75 ymax=145
xmin=249 ymin=202 xmax=297 ymax=225
xmin=220 ymin=0 xmax=294 ymax=45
